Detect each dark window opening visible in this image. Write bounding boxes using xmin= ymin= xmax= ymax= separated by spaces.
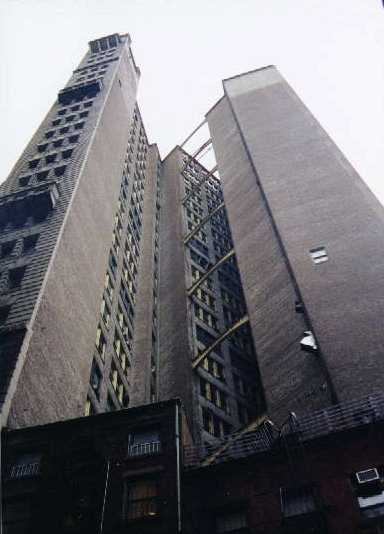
xmin=59 ymin=126 xmax=69 ymax=135
xmin=37 ymin=143 xmax=49 ymax=153
xmin=53 ymin=138 xmax=64 ymax=148
xmin=19 ymin=175 xmax=31 ymax=187
xmin=62 ymin=149 xmax=73 ymax=160
xmin=54 ymin=165 xmax=66 ymax=177
xmin=45 ymin=153 xmax=57 ymax=165
xmin=124 ymin=480 xmax=158 ymax=522
xmin=90 ymin=360 xmax=102 ymax=398
xmin=68 ymin=134 xmax=79 ymax=144
xmin=1 ymin=240 xmax=16 ymax=258
xmin=45 ymin=130 xmax=55 ymax=139
xmin=74 ymin=121 xmax=85 ymax=130
xmin=23 ymin=234 xmax=39 ymax=253
xmin=0 ymin=305 xmax=11 ymax=324
xmin=9 ymin=266 xmax=26 ymax=289
xmin=36 ymin=170 xmax=49 ymax=181
xmin=28 ymin=159 xmax=40 ymax=169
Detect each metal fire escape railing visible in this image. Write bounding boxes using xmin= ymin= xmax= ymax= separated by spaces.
xmin=183 ymin=391 xmax=384 ymax=469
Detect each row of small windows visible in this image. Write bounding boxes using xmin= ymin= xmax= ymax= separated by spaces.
xmin=45 ymin=121 xmax=85 ymax=140
xmin=194 ymin=303 xmax=218 ymax=331
xmin=202 ymin=407 xmax=231 ymax=438
xmin=19 ymin=165 xmax=66 ymax=187
xmin=57 ymin=100 xmax=93 ymax=115
xmin=37 ymin=135 xmax=79 ymax=153
xmin=51 ymin=110 xmax=89 ymax=127
xmin=28 ymin=149 xmax=73 ymax=170
xmin=75 ymin=70 xmax=107 ymax=84
xmin=200 ymin=377 xmax=229 ymax=414
xmin=0 ymin=234 xmax=39 ymax=259
xmin=95 ymin=325 xmax=131 ymax=379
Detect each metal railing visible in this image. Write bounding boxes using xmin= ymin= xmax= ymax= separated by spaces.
xmin=184 ymin=392 xmax=384 ymax=469
xmin=9 ymin=462 xmax=40 ymax=479
xmin=128 ymin=441 xmax=161 ymax=457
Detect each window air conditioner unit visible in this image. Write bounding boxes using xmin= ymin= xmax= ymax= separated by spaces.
xmin=300 ymin=331 xmax=317 ymax=353
xmin=356 ymin=468 xmax=380 ymax=485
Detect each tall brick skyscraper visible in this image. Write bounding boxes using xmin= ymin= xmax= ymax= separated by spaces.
xmin=0 ymin=33 xmax=161 ymax=429
xmin=2 ymin=33 xmax=384 ymax=446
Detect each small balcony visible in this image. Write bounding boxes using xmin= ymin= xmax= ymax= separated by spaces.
xmin=127 ymin=441 xmax=161 ymax=458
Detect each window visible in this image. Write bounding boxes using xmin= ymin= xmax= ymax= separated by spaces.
xmin=45 ymin=130 xmax=55 ymax=139
xmin=104 ymin=273 xmax=114 ymax=301
xmin=19 ymin=175 xmax=31 ymax=187
xmin=28 ymin=158 xmax=40 ymax=169
xmin=1 ymin=240 xmax=16 ymax=258
xmin=0 ymin=305 xmax=11 ymax=324
xmin=113 ymin=330 xmax=128 ymax=372
xmin=109 ymin=252 xmax=118 ymax=278
xmin=62 ymin=149 xmax=73 ymax=160
xmin=216 ymin=511 xmax=248 ymax=533
xmin=52 ymin=118 xmax=61 ymax=126
xmin=128 ymin=430 xmax=161 ymax=457
xmin=202 ymin=357 xmax=225 ymax=382
xmin=53 ymin=138 xmax=64 ymax=148
xmin=58 ymin=108 xmax=67 ymax=116
xmin=9 ymin=266 xmax=26 ymax=289
xmin=202 ymin=407 xmax=231 ymax=438
xmin=124 ymin=480 xmax=158 ymax=521
xmin=310 ymin=246 xmax=328 ymax=265
xmin=280 ymin=485 xmax=324 ymax=532
xmin=85 ymin=396 xmax=95 ymax=416
xmin=117 ymin=304 xmax=132 ymax=347
xmin=8 ymin=453 xmax=41 ymax=479
xmin=59 ymin=126 xmax=69 ymax=135
xmin=68 ymin=134 xmax=79 ymax=144
xmin=79 ymin=111 xmax=89 ymax=119
xmin=54 ymin=165 xmax=66 ymax=177
xmin=74 ymin=121 xmax=85 ymax=130
xmin=90 ymin=360 xmax=102 ymax=398
xmin=200 ymin=378 xmax=228 ymax=413
xmin=100 ymin=297 xmax=110 ymax=328
xmin=23 ymin=234 xmax=39 ymax=253
xmin=37 ymin=170 xmax=49 ymax=181
xmin=37 ymin=143 xmax=49 ymax=153
xmin=66 ymin=114 xmax=75 ymax=123
xmin=237 ymin=403 xmax=249 ymax=425
xmin=107 ymin=393 xmax=117 ymax=412
xmin=3 ymin=496 xmax=32 ymax=532
xmin=95 ymin=325 xmax=106 ymax=360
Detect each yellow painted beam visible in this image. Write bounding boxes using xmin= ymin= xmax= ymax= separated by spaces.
xmin=192 ymin=315 xmax=249 ymax=369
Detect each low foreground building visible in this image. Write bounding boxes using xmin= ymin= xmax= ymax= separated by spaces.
xmin=3 ymin=395 xmax=384 ymax=533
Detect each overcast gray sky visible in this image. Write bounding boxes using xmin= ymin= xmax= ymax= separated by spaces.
xmin=0 ymin=0 xmax=383 ymax=201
